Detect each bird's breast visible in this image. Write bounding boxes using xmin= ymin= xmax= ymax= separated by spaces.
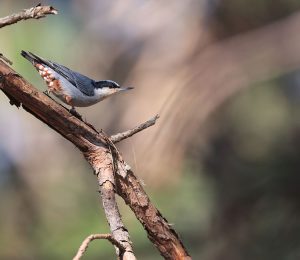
xmin=56 ymin=77 xmax=101 ymax=107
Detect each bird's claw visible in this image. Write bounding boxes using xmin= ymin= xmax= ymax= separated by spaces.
xmin=69 ymin=108 xmax=83 ymax=120
xmin=0 ymin=73 xmax=20 ymax=82
xmin=43 ymin=90 xmax=50 ymax=96
xmin=8 ymin=72 xmax=21 ymax=77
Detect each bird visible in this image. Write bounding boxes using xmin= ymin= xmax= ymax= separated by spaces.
xmin=21 ymin=50 xmax=133 ymax=116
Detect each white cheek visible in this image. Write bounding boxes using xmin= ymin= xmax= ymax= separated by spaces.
xmin=95 ymin=87 xmax=116 ymax=97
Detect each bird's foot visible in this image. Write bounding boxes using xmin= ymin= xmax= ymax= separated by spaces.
xmin=8 ymin=72 xmax=21 ymax=78
xmin=0 ymin=73 xmax=20 ymax=82
xmin=43 ymin=89 xmax=51 ymax=96
xmin=70 ymin=107 xmax=83 ymax=121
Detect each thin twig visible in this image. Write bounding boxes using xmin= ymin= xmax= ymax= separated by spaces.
xmin=73 ymin=233 xmax=126 ymax=260
xmin=0 ymin=53 xmax=13 ymax=65
xmin=110 ymin=114 xmax=160 ymax=143
xmin=0 ymin=4 xmax=58 ymax=29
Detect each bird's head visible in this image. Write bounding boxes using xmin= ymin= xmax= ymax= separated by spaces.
xmin=93 ymin=80 xmax=134 ymax=99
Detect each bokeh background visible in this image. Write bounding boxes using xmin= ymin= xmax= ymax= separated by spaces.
xmin=1 ymin=0 xmax=300 ymax=259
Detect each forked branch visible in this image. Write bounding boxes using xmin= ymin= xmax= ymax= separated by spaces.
xmin=73 ymin=234 xmax=126 ymax=260
xmin=0 ymin=4 xmax=190 ymax=259
xmin=0 ymin=63 xmax=190 ymax=259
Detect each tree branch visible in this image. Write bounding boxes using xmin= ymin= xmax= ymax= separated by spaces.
xmin=0 ymin=62 xmax=190 ymax=259
xmin=0 ymin=4 xmax=58 ymax=29
xmin=95 ymin=147 xmax=135 ymax=260
xmin=110 ymin=114 xmax=160 ymax=143
xmin=73 ymin=233 xmax=126 ymax=260
xmin=0 ymin=53 xmax=13 ymax=65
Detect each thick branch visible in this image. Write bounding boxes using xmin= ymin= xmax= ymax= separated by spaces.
xmin=0 ymin=62 xmax=190 ymax=259
xmin=110 ymin=114 xmax=160 ymax=143
xmin=0 ymin=4 xmax=58 ymax=28
xmin=73 ymin=233 xmax=126 ymax=260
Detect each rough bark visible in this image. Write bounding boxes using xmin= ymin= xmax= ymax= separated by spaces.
xmin=86 ymin=146 xmax=135 ymax=260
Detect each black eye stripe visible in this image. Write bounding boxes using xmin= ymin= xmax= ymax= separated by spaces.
xmin=93 ymin=80 xmax=120 ymax=89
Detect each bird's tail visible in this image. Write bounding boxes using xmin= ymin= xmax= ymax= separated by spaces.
xmin=21 ymin=50 xmax=46 ymax=65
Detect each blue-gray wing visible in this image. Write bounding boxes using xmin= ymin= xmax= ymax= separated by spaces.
xmin=51 ymin=63 xmax=95 ymax=96
xmin=21 ymin=51 xmax=95 ymax=96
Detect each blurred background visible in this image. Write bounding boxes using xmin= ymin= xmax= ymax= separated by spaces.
xmin=1 ymin=0 xmax=300 ymax=259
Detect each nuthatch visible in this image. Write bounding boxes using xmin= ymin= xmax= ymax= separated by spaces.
xmin=21 ymin=51 xmax=133 ymax=114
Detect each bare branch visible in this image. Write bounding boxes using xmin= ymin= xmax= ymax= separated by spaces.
xmin=0 ymin=4 xmax=58 ymax=29
xmin=94 ymin=149 xmax=136 ymax=259
xmin=0 ymin=53 xmax=13 ymax=65
xmin=73 ymin=233 xmax=126 ymax=260
xmin=110 ymin=114 xmax=160 ymax=143
xmin=0 ymin=62 xmax=190 ymax=259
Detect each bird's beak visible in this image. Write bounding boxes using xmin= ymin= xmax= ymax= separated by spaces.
xmin=120 ymin=86 xmax=134 ymax=91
